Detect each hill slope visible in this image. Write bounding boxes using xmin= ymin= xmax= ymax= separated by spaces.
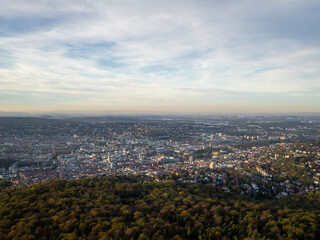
xmin=0 ymin=176 xmax=320 ymax=239
xmin=0 ymin=117 xmax=65 ymax=126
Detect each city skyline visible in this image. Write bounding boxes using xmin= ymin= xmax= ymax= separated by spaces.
xmin=1 ymin=0 xmax=320 ymax=113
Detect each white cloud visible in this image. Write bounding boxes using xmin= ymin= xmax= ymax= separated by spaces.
xmin=0 ymin=0 xmax=320 ymax=111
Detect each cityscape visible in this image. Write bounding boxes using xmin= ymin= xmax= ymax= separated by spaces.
xmin=1 ymin=115 xmax=320 ymax=199
xmin=1 ymin=0 xmax=320 ymax=239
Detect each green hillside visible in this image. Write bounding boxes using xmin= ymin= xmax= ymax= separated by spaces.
xmin=0 ymin=176 xmax=320 ymax=239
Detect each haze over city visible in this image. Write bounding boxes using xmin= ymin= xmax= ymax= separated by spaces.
xmin=1 ymin=0 xmax=320 ymax=113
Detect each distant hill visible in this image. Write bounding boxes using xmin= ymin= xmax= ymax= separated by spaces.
xmin=66 ymin=115 xmax=171 ymax=123
xmin=0 ymin=117 xmax=65 ymax=126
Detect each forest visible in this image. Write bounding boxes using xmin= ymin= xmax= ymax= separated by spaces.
xmin=0 ymin=175 xmax=320 ymax=240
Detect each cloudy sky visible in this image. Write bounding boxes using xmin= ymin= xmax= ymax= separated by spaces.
xmin=0 ymin=0 xmax=320 ymax=113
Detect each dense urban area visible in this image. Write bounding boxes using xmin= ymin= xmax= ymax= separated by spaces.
xmin=1 ymin=115 xmax=320 ymax=199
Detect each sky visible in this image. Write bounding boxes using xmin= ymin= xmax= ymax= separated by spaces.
xmin=0 ymin=0 xmax=320 ymax=113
